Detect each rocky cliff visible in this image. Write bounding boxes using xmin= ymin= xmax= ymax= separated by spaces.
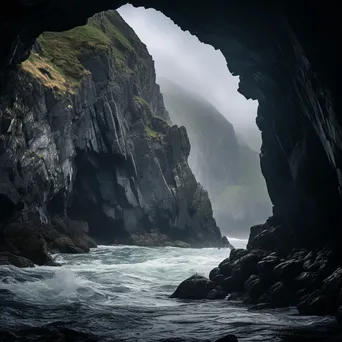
xmin=159 ymin=79 xmax=271 ymax=237
xmin=0 ymin=10 xmax=224 ymax=265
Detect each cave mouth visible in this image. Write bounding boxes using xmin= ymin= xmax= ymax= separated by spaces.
xmin=0 ymin=1 xmax=338 ymax=250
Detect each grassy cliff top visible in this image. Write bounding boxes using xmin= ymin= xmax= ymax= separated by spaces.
xmin=21 ymin=10 xmax=142 ymax=93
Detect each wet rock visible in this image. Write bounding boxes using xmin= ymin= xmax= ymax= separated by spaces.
xmin=248 ymin=303 xmax=274 ymax=311
xmin=48 ymin=235 xmax=85 ymax=254
xmin=298 ymin=292 xmax=335 ymax=315
xmin=293 ymin=272 xmax=320 ymax=291
xmin=209 ymin=267 xmax=220 ymax=281
xmin=269 ymin=281 xmax=291 ymax=307
xmin=229 ymin=249 xmax=249 ymax=262
xmin=215 ymin=335 xmax=238 ymax=342
xmin=247 ymin=228 xmax=276 ymax=251
xmin=0 ymin=252 xmax=35 ymax=268
xmin=244 ymin=275 xmax=267 ymax=299
xmin=172 ymin=241 xmax=192 ymax=248
xmin=273 ymin=260 xmax=303 ymax=281
xmin=207 ymin=286 xmax=227 ymax=300
xmin=219 ymin=260 xmax=233 ymax=277
xmin=322 ymin=267 xmax=342 ymax=298
xmin=213 ymin=274 xmax=225 ymax=285
xmin=1 ymin=221 xmax=53 ymax=265
xmin=221 ymin=276 xmax=237 ymax=293
xmin=257 ymin=256 xmax=279 ymax=279
xmin=336 ymin=306 xmax=342 ymax=324
xmin=226 ymin=292 xmax=247 ymax=301
xmin=170 ymin=275 xmax=215 ymax=299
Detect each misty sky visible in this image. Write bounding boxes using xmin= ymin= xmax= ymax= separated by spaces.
xmin=118 ymin=5 xmax=261 ymax=150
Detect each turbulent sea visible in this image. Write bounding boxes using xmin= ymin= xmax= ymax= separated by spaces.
xmin=1 ymin=238 xmax=342 ymax=342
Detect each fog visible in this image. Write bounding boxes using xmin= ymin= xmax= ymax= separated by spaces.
xmin=118 ymin=5 xmax=271 ymax=237
xmin=118 ymin=5 xmax=260 ymax=150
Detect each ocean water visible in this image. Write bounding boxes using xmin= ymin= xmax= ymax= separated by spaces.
xmin=1 ymin=238 xmax=341 ymax=341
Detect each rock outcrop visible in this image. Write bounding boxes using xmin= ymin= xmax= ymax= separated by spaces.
xmin=0 ymin=10 xmax=224 ymax=266
xmin=173 ymin=241 xmax=342 ymax=321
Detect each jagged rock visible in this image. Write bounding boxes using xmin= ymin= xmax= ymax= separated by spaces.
xmin=0 ymin=10 xmax=223 ymax=256
xmin=170 ymin=275 xmax=215 ymax=299
xmin=0 ymin=252 xmax=35 ymax=268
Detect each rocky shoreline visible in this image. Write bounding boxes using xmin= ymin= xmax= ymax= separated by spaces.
xmin=172 ymin=219 xmax=342 ymax=326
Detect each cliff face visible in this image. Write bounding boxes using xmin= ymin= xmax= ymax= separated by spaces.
xmin=159 ymin=79 xmax=271 ymax=237
xmin=0 ymin=10 xmax=223 ymax=265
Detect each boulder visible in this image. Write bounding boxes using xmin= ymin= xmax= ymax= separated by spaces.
xmin=209 ymin=267 xmax=221 ymax=281
xmin=298 ymin=292 xmax=335 ymax=315
xmin=336 ymin=306 xmax=342 ymax=324
xmin=257 ymin=256 xmax=279 ymax=279
xmin=322 ymin=267 xmax=342 ymax=298
xmin=213 ymin=274 xmax=225 ymax=285
xmin=219 ymin=260 xmax=233 ymax=277
xmin=0 ymin=252 xmax=35 ymax=268
xmin=273 ymin=260 xmax=302 ymax=281
xmin=293 ymin=272 xmax=320 ymax=291
xmin=222 ymin=276 xmax=237 ymax=293
xmin=247 ymin=224 xmax=264 ymax=250
xmin=207 ymin=286 xmax=227 ymax=300
xmin=247 ymin=228 xmax=276 ymax=251
xmin=170 ymin=275 xmax=215 ymax=299
xmin=48 ymin=235 xmax=85 ymax=254
xmin=244 ymin=275 xmax=267 ymax=299
xmin=269 ymin=281 xmax=291 ymax=307
xmin=229 ymin=249 xmax=249 ymax=262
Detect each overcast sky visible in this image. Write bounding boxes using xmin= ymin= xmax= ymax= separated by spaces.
xmin=118 ymin=5 xmax=260 ymax=150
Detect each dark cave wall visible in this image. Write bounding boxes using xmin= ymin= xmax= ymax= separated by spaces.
xmin=0 ymin=0 xmax=339 ymax=248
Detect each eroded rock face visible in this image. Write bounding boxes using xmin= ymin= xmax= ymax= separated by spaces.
xmin=0 ymin=10 xmax=224 ymax=266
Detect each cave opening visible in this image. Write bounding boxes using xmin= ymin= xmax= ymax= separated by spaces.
xmin=0 ymin=1 xmax=340 ymax=340
xmin=0 ymin=0 xmax=338 ymax=250
xmin=118 ymin=4 xmax=272 ymax=239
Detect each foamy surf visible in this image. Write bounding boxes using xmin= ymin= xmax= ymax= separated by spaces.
xmin=0 ymin=245 xmax=341 ymax=341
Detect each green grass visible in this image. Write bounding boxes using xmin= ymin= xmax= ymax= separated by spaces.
xmin=134 ymin=96 xmax=150 ymax=108
xmin=37 ymin=25 xmax=110 ymax=88
xmin=23 ymin=10 xmax=137 ymax=91
xmin=145 ymin=126 xmax=160 ymax=139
